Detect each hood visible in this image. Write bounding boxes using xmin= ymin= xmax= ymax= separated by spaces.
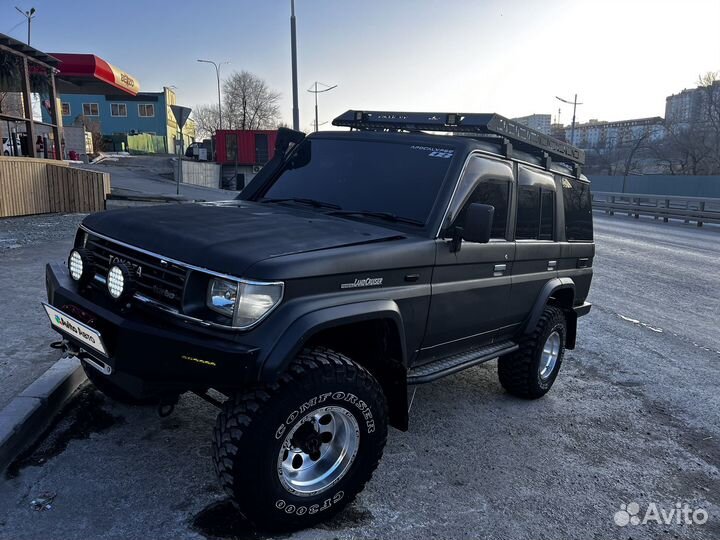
xmin=82 ymin=200 xmax=404 ymax=276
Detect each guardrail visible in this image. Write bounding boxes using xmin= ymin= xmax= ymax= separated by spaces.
xmin=0 ymin=157 xmax=110 ymax=218
xmin=592 ymin=191 xmax=720 ymax=227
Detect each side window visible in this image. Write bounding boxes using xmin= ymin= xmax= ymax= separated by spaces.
xmin=539 ymin=191 xmax=554 ymax=240
xmin=456 ymin=180 xmax=510 ymax=239
xmin=563 ymin=178 xmax=593 ymax=241
xmin=516 ymin=186 xmax=555 ymax=240
xmin=516 ymin=186 xmax=540 ymax=239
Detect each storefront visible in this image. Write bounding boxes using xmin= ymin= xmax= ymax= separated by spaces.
xmin=0 ymin=34 xmax=140 ymax=159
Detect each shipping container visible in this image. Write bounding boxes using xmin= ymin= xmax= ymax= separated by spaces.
xmin=215 ymin=130 xmax=278 ymax=165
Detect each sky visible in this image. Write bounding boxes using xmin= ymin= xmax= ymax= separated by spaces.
xmin=2 ymin=0 xmax=719 ymax=129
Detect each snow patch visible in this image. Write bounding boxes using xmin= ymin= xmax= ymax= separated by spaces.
xmin=618 ymin=314 xmax=663 ymax=333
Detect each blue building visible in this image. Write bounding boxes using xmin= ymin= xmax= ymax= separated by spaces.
xmin=43 ymin=86 xmax=195 ymax=153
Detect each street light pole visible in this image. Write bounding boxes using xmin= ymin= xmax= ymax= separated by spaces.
xmin=555 ymin=94 xmax=583 ymax=145
xmin=197 ymin=59 xmax=229 ymax=130
xmin=307 ymin=81 xmax=337 ymax=132
xmin=290 ymin=0 xmax=300 ymax=131
xmin=15 ymin=7 xmax=36 ymax=46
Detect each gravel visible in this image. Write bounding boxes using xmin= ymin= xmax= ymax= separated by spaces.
xmin=0 ymin=214 xmax=86 ymax=253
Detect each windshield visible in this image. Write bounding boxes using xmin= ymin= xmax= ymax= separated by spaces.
xmin=260 ymin=138 xmax=455 ymax=224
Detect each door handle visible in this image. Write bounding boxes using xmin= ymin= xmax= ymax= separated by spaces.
xmin=547 ymin=260 xmax=557 ymax=271
xmin=493 ymin=264 xmax=507 ymax=277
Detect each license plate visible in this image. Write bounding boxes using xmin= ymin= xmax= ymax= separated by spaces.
xmin=43 ymin=303 xmax=108 ymax=356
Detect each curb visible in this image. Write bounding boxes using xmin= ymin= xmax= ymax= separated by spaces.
xmin=0 ymin=356 xmax=87 ymax=472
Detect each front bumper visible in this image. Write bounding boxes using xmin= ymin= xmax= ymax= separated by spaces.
xmin=45 ymin=263 xmax=260 ymax=398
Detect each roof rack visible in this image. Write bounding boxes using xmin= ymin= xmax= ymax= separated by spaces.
xmin=332 ymin=110 xmax=585 ymax=168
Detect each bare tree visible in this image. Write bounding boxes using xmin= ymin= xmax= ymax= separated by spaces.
xmin=695 ymin=71 xmax=720 ymax=172
xmin=77 ymin=116 xmax=104 ymax=153
xmin=191 ymin=104 xmax=220 ymax=140
xmin=222 ymin=71 xmax=281 ymax=130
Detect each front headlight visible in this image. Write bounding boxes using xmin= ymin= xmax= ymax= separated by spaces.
xmin=207 ymin=277 xmax=283 ymax=328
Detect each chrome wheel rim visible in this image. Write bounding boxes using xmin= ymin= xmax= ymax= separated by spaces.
xmin=277 ymin=405 xmax=360 ymax=497
xmin=539 ymin=331 xmax=561 ymax=380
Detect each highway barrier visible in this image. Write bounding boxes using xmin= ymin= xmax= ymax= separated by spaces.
xmin=592 ymin=191 xmax=720 ymax=227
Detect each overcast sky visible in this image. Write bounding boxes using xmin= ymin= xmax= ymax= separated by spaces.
xmin=4 ymin=0 xmax=719 ymax=129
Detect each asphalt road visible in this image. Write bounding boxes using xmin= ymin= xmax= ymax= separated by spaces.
xmin=0 ymin=214 xmax=718 ymax=540
xmin=81 ymin=156 xmax=237 ymax=202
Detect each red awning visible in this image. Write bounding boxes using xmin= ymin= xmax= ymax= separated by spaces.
xmin=51 ymin=53 xmax=140 ymax=96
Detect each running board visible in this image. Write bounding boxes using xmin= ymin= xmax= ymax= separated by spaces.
xmin=407 ymin=341 xmax=518 ymax=385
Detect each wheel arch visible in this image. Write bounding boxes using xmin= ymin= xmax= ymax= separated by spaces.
xmin=523 ymin=277 xmax=579 ymax=349
xmin=259 ymin=300 xmax=410 ymax=431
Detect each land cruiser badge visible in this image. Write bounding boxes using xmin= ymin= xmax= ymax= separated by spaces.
xmin=340 ymin=277 xmax=383 ymax=289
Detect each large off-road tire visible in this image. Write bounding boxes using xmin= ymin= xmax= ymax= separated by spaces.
xmin=82 ymin=361 xmax=157 ymax=406
xmin=212 ymin=347 xmax=388 ymax=531
xmin=498 ymin=305 xmax=567 ymax=399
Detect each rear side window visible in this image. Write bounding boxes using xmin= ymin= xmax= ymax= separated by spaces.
xmin=516 ymin=186 xmax=555 ymax=240
xmin=516 ymin=187 xmax=540 ymax=239
xmin=456 ymin=180 xmax=510 ymax=239
xmin=539 ymin=191 xmax=554 ymax=240
xmin=562 ymin=178 xmax=593 ymax=241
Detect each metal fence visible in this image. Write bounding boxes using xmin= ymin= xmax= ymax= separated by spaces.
xmin=592 ymin=191 xmax=720 ymax=227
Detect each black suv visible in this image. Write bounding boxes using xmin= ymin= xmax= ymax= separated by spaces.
xmin=44 ymin=111 xmax=593 ymax=531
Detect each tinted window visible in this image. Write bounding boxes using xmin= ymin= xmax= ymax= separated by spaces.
xmin=516 ymin=186 xmax=540 ymax=239
xmin=516 ymin=186 xmax=555 ymax=240
xmin=563 ymin=178 xmax=593 ymax=241
xmin=456 ymin=181 xmax=510 ymax=239
xmin=539 ymin=190 xmax=555 ymax=240
xmin=263 ymin=138 xmax=454 ymax=223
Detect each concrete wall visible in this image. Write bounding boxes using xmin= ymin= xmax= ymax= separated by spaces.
xmin=589 ymin=175 xmax=720 ymax=198
xmin=178 ymin=160 xmax=221 ymax=188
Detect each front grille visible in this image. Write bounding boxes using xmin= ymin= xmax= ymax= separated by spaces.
xmin=85 ymin=232 xmax=187 ymax=311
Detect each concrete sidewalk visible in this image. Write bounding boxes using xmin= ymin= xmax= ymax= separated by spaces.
xmin=0 ymin=214 xmax=84 ymax=410
xmin=0 ymin=213 xmax=89 ymax=470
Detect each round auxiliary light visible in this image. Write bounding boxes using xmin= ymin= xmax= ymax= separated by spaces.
xmin=68 ymin=248 xmax=93 ymax=284
xmin=107 ymin=264 xmax=128 ymax=299
xmin=69 ymin=250 xmax=84 ymax=281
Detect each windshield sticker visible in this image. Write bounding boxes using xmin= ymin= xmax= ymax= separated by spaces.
xmin=410 ymin=145 xmax=454 ymax=159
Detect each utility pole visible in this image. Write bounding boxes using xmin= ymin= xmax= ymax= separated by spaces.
xmin=290 ymin=0 xmax=300 ymax=131
xmin=555 ymin=94 xmax=583 ymax=145
xmin=307 ymin=81 xmax=337 ymax=132
xmin=15 ymin=7 xmax=36 ymax=46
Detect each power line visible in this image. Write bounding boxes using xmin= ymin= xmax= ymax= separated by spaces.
xmin=307 ymin=81 xmax=337 ymax=132
xmin=555 ymin=94 xmax=583 ymax=145
xmin=4 ymin=19 xmax=25 ymax=36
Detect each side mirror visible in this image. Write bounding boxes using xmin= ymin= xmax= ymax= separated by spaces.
xmin=461 ymin=203 xmax=494 ymax=244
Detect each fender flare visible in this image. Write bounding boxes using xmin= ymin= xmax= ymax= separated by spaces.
xmin=522 ymin=277 xmax=576 ymax=335
xmin=258 ymin=299 xmax=408 ymax=383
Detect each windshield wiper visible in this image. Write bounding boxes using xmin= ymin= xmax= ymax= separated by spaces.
xmin=329 ymin=209 xmax=424 ymax=226
xmin=259 ymin=197 xmax=341 ymax=210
